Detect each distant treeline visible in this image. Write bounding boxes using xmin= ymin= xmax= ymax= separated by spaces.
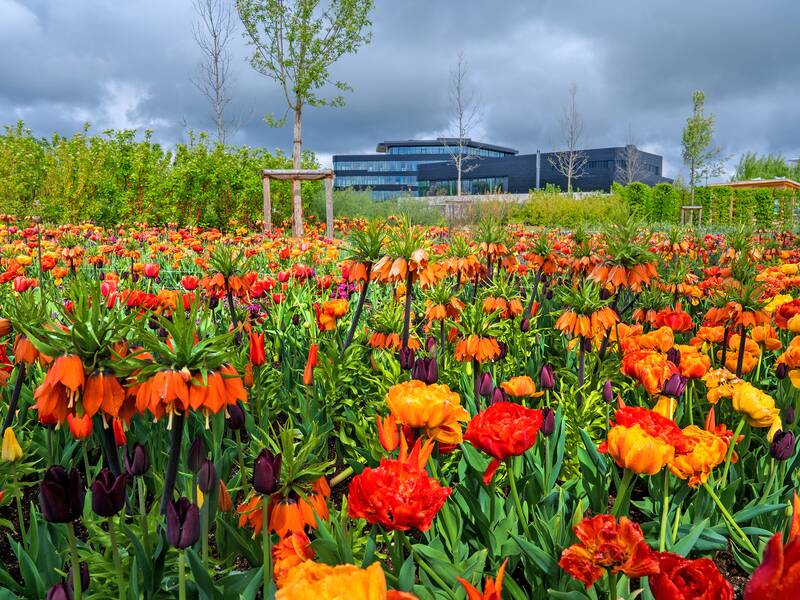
xmin=0 ymin=121 xmax=320 ymax=228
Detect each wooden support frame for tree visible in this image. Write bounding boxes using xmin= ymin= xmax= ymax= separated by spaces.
xmin=680 ymin=205 xmax=703 ymax=227
xmin=261 ymin=169 xmax=335 ymax=238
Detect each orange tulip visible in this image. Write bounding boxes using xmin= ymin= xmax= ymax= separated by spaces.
xmin=500 ymin=375 xmax=544 ymax=398
xmin=603 ymin=424 xmax=676 ymax=475
xmin=385 ymin=380 xmax=468 ymax=445
xmin=667 ymin=425 xmax=728 ymax=487
xmin=457 ymin=560 xmax=506 ymax=600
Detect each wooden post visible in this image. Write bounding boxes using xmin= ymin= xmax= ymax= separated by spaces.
xmin=262 ymin=175 xmax=272 ymax=233
xmin=325 ymin=175 xmax=334 ymax=239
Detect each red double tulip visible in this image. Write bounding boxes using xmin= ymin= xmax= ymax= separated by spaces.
xmin=464 ymin=401 xmax=543 ymax=484
xmin=649 ymin=552 xmax=732 ymax=599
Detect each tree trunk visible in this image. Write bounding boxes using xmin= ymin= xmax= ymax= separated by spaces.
xmin=457 ymin=157 xmax=462 ymax=199
xmin=292 ymin=106 xmax=303 ymax=237
xmin=690 ymin=158 xmax=696 ymax=204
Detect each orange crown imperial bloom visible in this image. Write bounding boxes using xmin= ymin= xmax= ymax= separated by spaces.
xmin=559 ymin=514 xmax=659 ymax=588
xmin=457 ymin=559 xmax=507 ymax=600
xmin=34 ymin=354 xmax=86 ymax=425
xmin=276 ymin=561 xmax=417 ymax=600
xmin=454 ymin=335 xmax=501 ymax=363
xmin=464 ymin=401 xmax=544 ymax=484
xmin=499 ymin=375 xmax=544 ymax=398
xmin=347 ymin=452 xmax=451 ymax=532
xmin=385 ymin=380 xmax=468 ymax=445
xmin=667 ymin=425 xmax=728 ymax=487
xmin=82 ymin=370 xmax=125 ymax=419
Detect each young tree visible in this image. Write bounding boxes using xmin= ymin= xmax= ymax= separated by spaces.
xmin=681 ymin=90 xmax=722 ymax=203
xmin=548 ymin=84 xmax=588 ymax=193
xmin=615 ymin=127 xmax=647 ymax=185
xmin=236 ymin=0 xmax=374 ymax=236
xmin=192 ymin=0 xmax=236 ymax=144
xmin=443 ymin=51 xmax=482 ymax=198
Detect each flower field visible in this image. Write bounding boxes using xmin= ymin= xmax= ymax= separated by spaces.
xmin=0 ymin=214 xmax=799 ymax=599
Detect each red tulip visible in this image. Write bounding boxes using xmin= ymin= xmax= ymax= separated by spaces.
xmin=649 ymin=552 xmax=732 ymax=599
xmin=143 ymin=263 xmax=160 ymax=278
xmin=249 ymin=331 xmax=266 ymax=366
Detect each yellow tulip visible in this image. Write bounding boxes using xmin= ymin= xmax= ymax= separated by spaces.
xmin=1 ymin=428 xmax=23 ymax=462
xmin=731 ymin=382 xmax=780 ymax=428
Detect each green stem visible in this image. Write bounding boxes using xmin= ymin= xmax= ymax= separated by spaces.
xmin=330 ymin=466 xmax=354 ymax=488
xmin=178 ymin=550 xmax=186 ymax=600
xmin=12 ymin=464 xmax=25 ymax=544
xmin=262 ymin=497 xmax=272 ymax=600
xmin=82 ymin=443 xmax=92 ymax=480
xmin=67 ymin=522 xmax=82 ymax=600
xmin=506 ymin=457 xmax=530 ymax=536
xmin=138 ymin=478 xmax=150 ymax=553
xmin=611 ymin=469 xmax=635 ymax=518
xmin=719 ymin=417 xmax=746 ymax=487
xmin=761 ymin=460 xmax=777 ymax=502
xmin=672 ymin=503 xmax=682 ymax=544
xmin=702 ymin=482 xmax=758 ymax=556
xmin=236 ymin=430 xmax=247 ymax=492
xmin=202 ymin=503 xmax=209 ymax=567
xmin=608 ymin=570 xmax=618 ymax=600
xmin=109 ymin=517 xmax=125 ymax=600
xmin=659 ymin=471 xmax=670 ymax=551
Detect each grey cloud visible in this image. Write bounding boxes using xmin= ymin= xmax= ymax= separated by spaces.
xmin=1 ymin=0 xmax=798 ymax=179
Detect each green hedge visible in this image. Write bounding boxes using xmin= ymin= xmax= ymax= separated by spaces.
xmin=0 ymin=121 xmax=320 ymax=228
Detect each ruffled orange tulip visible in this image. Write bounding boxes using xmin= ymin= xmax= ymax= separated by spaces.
xmin=668 ymin=425 xmax=728 ymax=487
xmin=385 ymin=380 xmax=468 ymax=444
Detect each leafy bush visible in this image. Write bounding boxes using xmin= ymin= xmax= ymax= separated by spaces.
xmin=512 ymin=190 xmax=629 ymax=227
xmin=0 ymin=121 xmax=320 ymax=228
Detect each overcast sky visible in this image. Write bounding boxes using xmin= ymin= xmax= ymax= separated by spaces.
xmin=1 ymin=0 xmax=799 ymax=181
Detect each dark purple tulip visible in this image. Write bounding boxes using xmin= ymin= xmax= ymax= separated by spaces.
xmin=771 ymin=430 xmax=796 ymax=461
xmin=425 ymin=337 xmax=437 ymax=353
xmin=541 ymin=407 xmax=555 ymax=437
xmin=600 ymin=287 xmax=612 ymax=300
xmin=67 ymin=562 xmax=89 ymax=595
xmin=520 ymin=317 xmax=530 ymax=332
xmin=545 ymin=289 xmax=554 ymax=300
xmin=187 ymin=438 xmax=206 ymax=473
xmin=91 ymin=469 xmax=128 ymax=517
xmin=124 ymin=443 xmax=150 ymax=477
xmin=602 ymin=380 xmax=614 ymax=404
xmin=490 ymin=387 xmax=507 ymax=405
xmin=540 ymin=363 xmax=555 ymax=391
xmin=209 ymin=296 xmax=220 ymax=309
xmin=666 ymin=347 xmax=681 ymax=367
xmin=411 ymin=358 xmax=428 ymax=382
xmin=45 ymin=583 xmax=71 ymax=600
xmin=478 ymin=372 xmax=494 ymax=397
xmin=663 ymin=374 xmax=688 ymax=398
xmin=40 ymin=466 xmax=85 ymax=523
xmin=226 ymin=401 xmax=246 ymax=431
xmin=497 ymin=341 xmax=508 ymax=360
xmin=253 ymin=449 xmax=281 ymax=495
xmin=425 ymin=357 xmax=438 ymax=384
xmin=777 ymin=363 xmax=789 ymax=379
xmin=197 ymin=460 xmax=218 ymax=494
xmin=291 ymin=314 xmax=300 ymax=326
xmin=166 ymin=497 xmax=200 ymax=549
xmin=398 ymin=347 xmax=415 ymax=370
xmin=786 ymin=405 xmax=796 ymax=425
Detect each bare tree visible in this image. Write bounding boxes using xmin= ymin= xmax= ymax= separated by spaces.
xmin=192 ymin=0 xmax=235 ymax=144
xmin=615 ymin=126 xmax=647 ymax=185
xmin=548 ymin=84 xmax=588 ymax=193
xmin=443 ymin=51 xmax=482 ymax=198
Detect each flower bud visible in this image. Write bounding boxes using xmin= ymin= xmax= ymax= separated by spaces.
xmin=663 ymin=373 xmax=687 ymax=398
xmin=602 ymin=380 xmax=614 ymax=403
xmin=197 ymin=459 xmax=218 ymax=494
xmin=425 ymin=337 xmax=437 ymax=353
xmin=770 ymin=430 xmax=796 ymax=461
xmin=666 ymin=347 xmax=681 ymax=367
xmin=497 ymin=341 xmax=508 ymax=360
xmin=520 ymin=317 xmax=530 ymax=332
xmin=539 ymin=363 xmax=555 ymax=391
xmin=226 ymin=401 xmax=246 ymax=431
xmin=786 ymin=405 xmax=795 ymax=425
xmin=45 ymin=583 xmax=71 ymax=600
xmin=777 ymin=363 xmax=789 ymax=379
xmin=477 ymin=372 xmax=494 ymax=397
xmin=398 ymin=347 xmax=415 ymax=370
xmin=124 ymin=443 xmax=150 ymax=477
xmin=91 ymin=468 xmax=128 ymax=517
xmin=376 ymin=414 xmax=399 ymax=453
xmin=411 ymin=358 xmax=427 ymax=382
xmin=426 ymin=357 xmax=439 ymax=384
xmin=187 ymin=438 xmax=206 ymax=473
xmin=600 ymin=287 xmax=612 ymax=300
xmin=490 ymin=387 xmax=507 ymax=405
xmin=253 ymin=449 xmax=282 ymax=495
xmin=166 ymin=497 xmax=200 ymax=549
xmin=541 ymin=407 xmax=555 ymax=437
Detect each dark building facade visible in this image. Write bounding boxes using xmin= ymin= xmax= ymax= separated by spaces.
xmin=417 ymin=146 xmax=669 ymax=195
xmin=332 ymin=138 xmax=518 ymax=200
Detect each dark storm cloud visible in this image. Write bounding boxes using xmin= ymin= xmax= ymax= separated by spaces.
xmin=1 ymin=0 xmax=798 ymax=179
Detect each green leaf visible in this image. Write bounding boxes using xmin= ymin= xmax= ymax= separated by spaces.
xmin=121 ymin=522 xmax=153 ymax=586
xmin=398 ymin=554 xmax=415 ymax=592
xmin=511 ymin=533 xmax=558 ymax=577
xmin=671 ymin=518 xmax=708 ymax=556
xmin=186 ymin=547 xmax=219 ymax=600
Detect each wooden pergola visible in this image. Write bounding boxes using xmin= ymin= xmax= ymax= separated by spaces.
xmin=261 ymin=169 xmax=335 ymax=238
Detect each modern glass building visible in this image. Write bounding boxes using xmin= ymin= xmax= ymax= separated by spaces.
xmin=417 ymin=146 xmax=670 ymax=195
xmin=332 ymin=138 xmax=518 ymax=200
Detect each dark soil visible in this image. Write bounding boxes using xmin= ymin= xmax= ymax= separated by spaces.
xmin=714 ymin=549 xmax=749 ymax=599
xmin=0 ymin=482 xmax=38 ymax=585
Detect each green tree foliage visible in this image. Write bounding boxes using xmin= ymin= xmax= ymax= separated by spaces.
xmin=734 ymin=152 xmax=800 ymax=181
xmin=0 ymin=121 xmax=320 ymax=228
xmin=681 ymin=90 xmax=723 ymax=202
xmin=236 ymin=0 xmax=374 ymax=236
